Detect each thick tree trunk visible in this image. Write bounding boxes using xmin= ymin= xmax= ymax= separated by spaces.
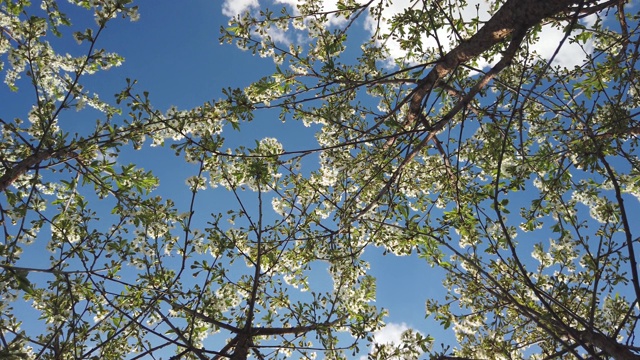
xmin=576 ymin=330 xmax=640 ymax=360
xmin=407 ymin=0 xmax=599 ymax=126
xmin=406 ymin=1 xmax=637 ymax=359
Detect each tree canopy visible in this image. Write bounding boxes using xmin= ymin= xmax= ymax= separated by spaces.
xmin=1 ymin=0 xmax=639 ymax=359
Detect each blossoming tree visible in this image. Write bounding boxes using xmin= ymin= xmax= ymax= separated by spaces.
xmin=1 ymin=0 xmax=639 ymax=359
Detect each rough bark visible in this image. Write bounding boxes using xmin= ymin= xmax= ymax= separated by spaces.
xmin=575 ymin=330 xmax=640 ymax=360
xmin=404 ymin=1 xmax=638 ymax=360
xmin=407 ymin=0 xmax=602 ymax=127
xmin=0 ymin=148 xmax=77 ymax=193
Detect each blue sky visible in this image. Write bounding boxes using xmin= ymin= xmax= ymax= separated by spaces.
xmin=5 ymin=0 xmax=639 ymax=358
xmin=0 ymin=0 xmax=456 ymax=355
xmin=94 ymin=1 xmax=453 ymax=350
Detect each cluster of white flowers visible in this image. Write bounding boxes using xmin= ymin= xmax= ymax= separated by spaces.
xmin=131 ymin=231 xmax=156 ymax=258
xmin=185 ymin=175 xmax=208 ymax=191
xmin=79 ymin=0 xmax=140 ymax=24
xmin=289 ymin=63 xmax=309 ymax=76
xmin=257 ymin=137 xmax=283 ymax=155
xmin=600 ymin=294 xmax=630 ymax=328
xmin=128 ymin=256 xmax=147 ymax=270
xmin=93 ymin=306 xmax=110 ymax=324
xmin=213 ymin=283 xmax=242 ymax=311
xmin=50 ymin=212 xmax=83 ymax=245
xmin=549 ymin=238 xmax=578 ymax=263
xmin=282 ymin=268 xmax=309 ymax=291
xmin=271 ymin=196 xmax=288 ymax=216
xmin=319 ymin=165 xmax=339 ymax=187
xmin=10 ymin=169 xmax=39 ymax=192
xmin=453 ymin=313 xmax=485 ymax=339
xmin=17 ymin=221 xmax=40 ymax=245
xmin=327 ymin=260 xmax=372 ymax=317
xmin=531 ymin=242 xmax=553 ymax=266
xmin=623 ymin=175 xmax=640 ymax=203
xmin=498 ymin=156 xmax=518 ymax=177
xmin=188 ymin=230 xmax=208 ymax=254
xmin=456 ymin=228 xmax=479 ymax=249
xmin=0 ymin=278 xmax=18 ymax=302
xmin=483 ymin=221 xmax=517 ymax=248
xmin=532 ymin=174 xmax=548 ymax=192
xmin=215 ymin=137 xmax=284 ymax=191
xmin=572 ymin=188 xmax=616 ymax=224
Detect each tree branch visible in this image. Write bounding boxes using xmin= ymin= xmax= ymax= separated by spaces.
xmin=0 ymin=148 xmax=77 ymax=193
xmin=407 ymin=0 xmax=593 ymax=128
xmin=575 ymin=330 xmax=640 ymax=360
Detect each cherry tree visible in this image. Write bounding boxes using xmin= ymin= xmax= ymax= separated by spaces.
xmin=1 ymin=0 xmax=639 ymax=359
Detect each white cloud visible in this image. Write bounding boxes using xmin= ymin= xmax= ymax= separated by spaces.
xmin=223 ymin=0 xmax=353 ymax=31
xmin=529 ymin=25 xmax=595 ymax=69
xmin=364 ymin=0 xmax=595 ymax=69
xmin=358 ymin=322 xmax=424 ymax=360
xmin=222 ymin=0 xmax=259 ymax=17
xmin=266 ymin=26 xmax=290 ymax=44
xmin=274 ymin=0 xmax=300 ymax=7
xmin=221 ymin=0 xmax=597 ymax=69
xmin=365 ymin=0 xmax=492 ymax=67
xmin=372 ymin=322 xmax=410 ymax=345
xmin=275 ymin=0 xmax=351 ymax=27
xmin=222 ymin=0 xmax=293 ymax=48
